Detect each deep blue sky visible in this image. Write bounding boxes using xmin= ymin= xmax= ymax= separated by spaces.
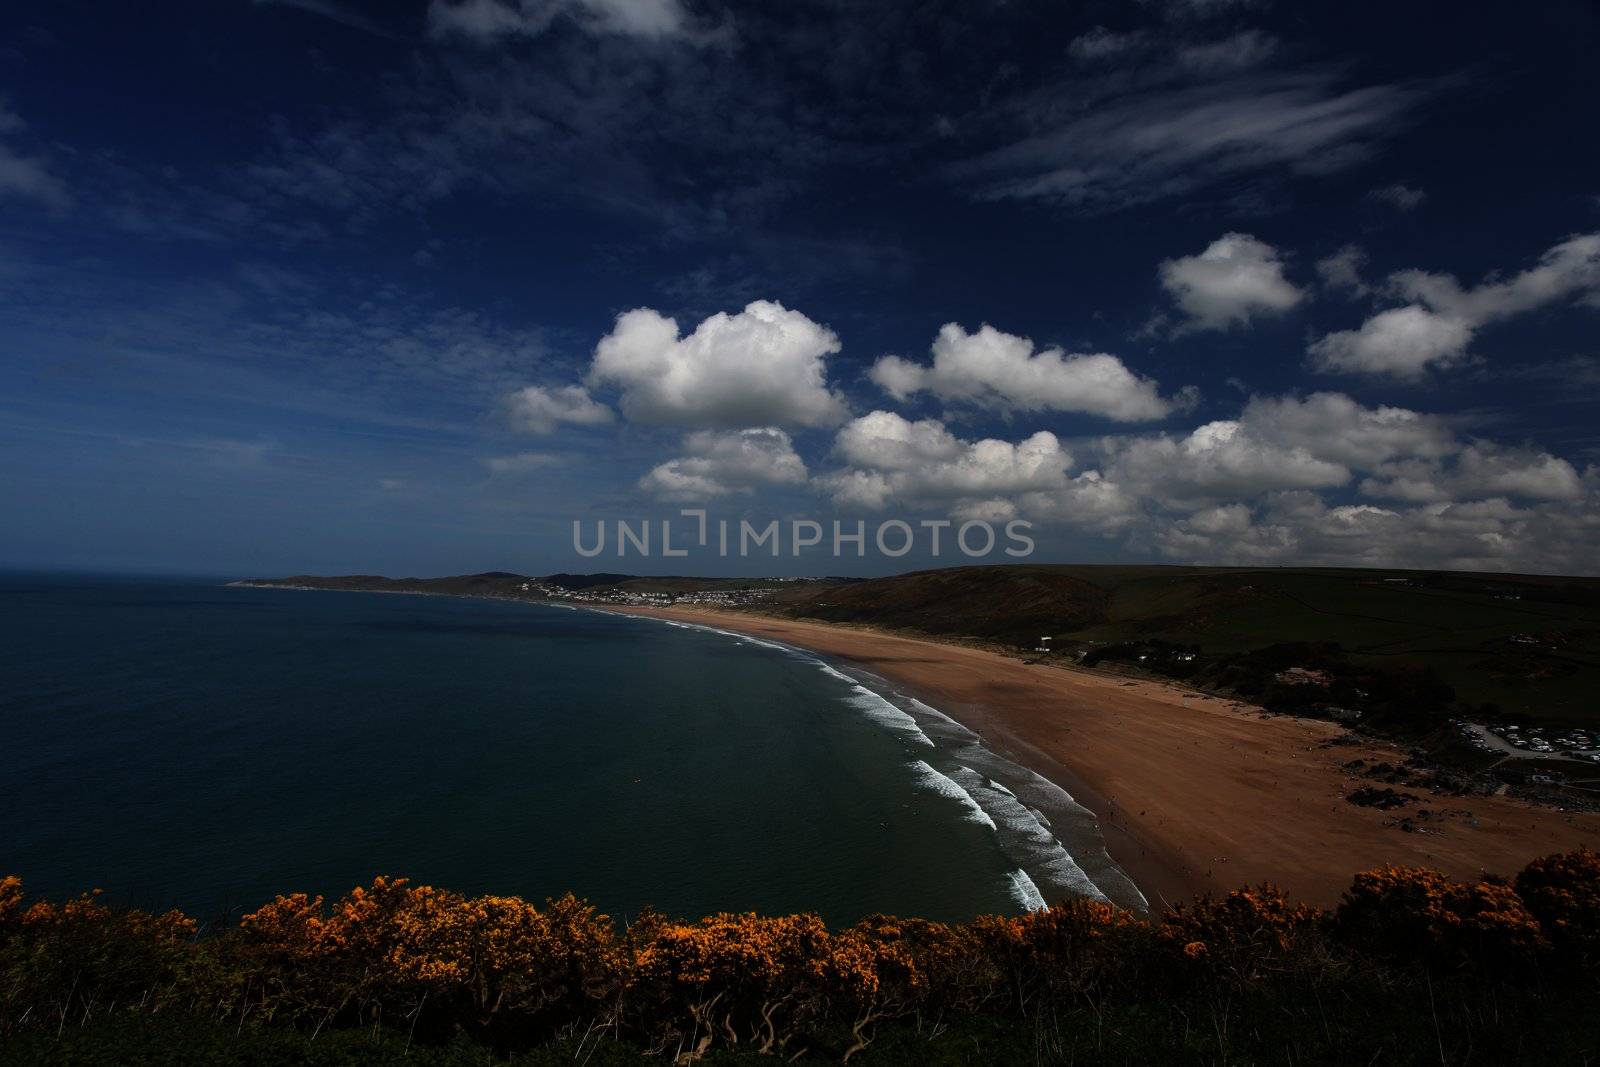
xmin=2 ymin=0 xmax=1598 ymax=577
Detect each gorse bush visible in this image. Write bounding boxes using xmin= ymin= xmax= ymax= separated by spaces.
xmin=1334 ymin=865 xmax=1548 ymax=971
xmin=1515 ymin=847 xmax=1600 ymax=972
xmin=3 ymin=851 xmax=1599 ymax=1063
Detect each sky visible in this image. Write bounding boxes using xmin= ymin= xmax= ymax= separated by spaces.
xmin=1 ymin=0 xmax=1598 ymax=578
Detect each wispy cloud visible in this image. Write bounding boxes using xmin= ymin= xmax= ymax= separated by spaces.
xmin=251 ymin=0 xmax=405 ymax=40
xmin=951 ymin=72 xmax=1431 ymax=213
xmin=427 ymin=0 xmax=714 ymax=44
xmin=0 ymin=101 xmax=69 ymax=209
xmin=1366 ymin=182 xmax=1427 ymax=211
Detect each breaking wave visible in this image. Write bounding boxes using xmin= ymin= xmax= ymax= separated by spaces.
xmin=582 ymin=606 xmax=1145 ymax=912
xmin=908 ymin=760 xmax=997 ymax=830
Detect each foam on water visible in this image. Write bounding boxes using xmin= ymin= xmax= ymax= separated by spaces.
xmin=588 ymin=606 xmax=1146 ymax=912
xmin=908 ymin=759 xmax=997 ymax=830
xmin=844 ymin=686 xmax=936 ymax=748
xmin=1007 ymin=868 xmax=1048 ymax=912
xmin=946 ymin=765 xmax=1108 ymax=902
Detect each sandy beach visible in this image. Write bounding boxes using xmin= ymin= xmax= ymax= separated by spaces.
xmin=616 ymin=605 xmax=1600 ymax=909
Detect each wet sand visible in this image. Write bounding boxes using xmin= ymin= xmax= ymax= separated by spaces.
xmin=616 ymin=605 xmax=1600 ymax=909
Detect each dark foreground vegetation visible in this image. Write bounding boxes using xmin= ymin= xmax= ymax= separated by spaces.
xmin=5 ymin=850 xmax=1600 ymax=1065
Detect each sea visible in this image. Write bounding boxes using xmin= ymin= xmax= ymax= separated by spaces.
xmin=0 ymin=573 xmax=1143 ymax=926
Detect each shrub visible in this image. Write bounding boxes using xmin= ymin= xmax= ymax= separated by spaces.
xmin=0 ymin=880 xmax=201 ymax=1038
xmin=1515 ymin=847 xmax=1600 ymax=972
xmin=7 ymin=857 xmax=1600 ymax=1061
xmin=975 ymin=898 xmax=1149 ymax=1011
xmin=1334 ymin=865 xmax=1547 ymax=970
xmin=629 ymin=911 xmax=832 ymax=1058
xmin=1156 ymin=884 xmax=1325 ymax=992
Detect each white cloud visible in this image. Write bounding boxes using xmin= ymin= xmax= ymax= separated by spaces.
xmin=1456 ymin=446 xmax=1584 ymax=500
xmin=1310 ymin=232 xmax=1600 ymax=378
xmin=1102 ymin=418 xmax=1351 ymax=505
xmin=638 ymin=427 xmax=807 ymax=500
xmin=590 ymin=301 xmax=848 ymax=429
xmin=1236 ymin=392 xmax=1457 ymax=469
xmin=1017 ymin=470 xmax=1142 ymax=533
xmin=504 ymin=384 xmax=615 ymax=434
xmin=1308 ymin=304 xmax=1471 ymax=378
xmin=821 ymin=410 xmax=1074 ymax=510
xmin=1151 ymin=489 xmax=1600 ymax=574
xmin=1158 ymin=233 xmax=1304 ymax=332
xmin=805 ymin=391 xmax=1597 ymax=574
xmin=1316 ymin=245 xmax=1368 ymax=296
xmin=834 ymin=409 xmax=964 ymax=471
xmin=1367 ymin=183 xmax=1426 ymax=210
xmin=429 ymin=0 xmax=692 ymax=40
xmin=1391 ymin=232 xmax=1600 ymax=322
xmin=1361 ymin=443 xmax=1584 ymax=503
xmin=868 ymin=323 xmax=1181 ymax=422
xmin=1074 ymin=392 xmax=1458 ymax=514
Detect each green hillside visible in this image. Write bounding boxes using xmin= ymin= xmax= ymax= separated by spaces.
xmin=768 ymin=565 xmax=1600 ymax=724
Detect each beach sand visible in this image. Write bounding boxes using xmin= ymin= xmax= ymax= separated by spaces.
xmin=617 ymin=605 xmax=1600 ymax=909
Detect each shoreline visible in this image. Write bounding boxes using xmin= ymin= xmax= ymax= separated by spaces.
xmin=608 ymin=605 xmax=1600 ymax=908
xmin=607 ymin=606 xmax=1201 ymax=906
xmin=227 ymin=583 xmax=1600 ymax=908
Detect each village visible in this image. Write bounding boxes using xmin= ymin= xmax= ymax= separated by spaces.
xmin=517 ymin=580 xmax=781 ymax=610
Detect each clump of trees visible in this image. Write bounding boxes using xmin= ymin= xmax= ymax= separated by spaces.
xmin=4 ymin=851 xmax=1600 ymax=1062
xmin=1087 ymin=639 xmax=1464 ymax=733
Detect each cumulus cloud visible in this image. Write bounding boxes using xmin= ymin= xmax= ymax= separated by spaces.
xmin=589 ymin=301 xmax=848 ymax=429
xmin=868 ymin=323 xmax=1183 ymax=422
xmin=1237 ymin=392 xmax=1457 ymax=468
xmin=1310 ymin=232 xmax=1600 ymax=378
xmin=1361 ymin=443 xmax=1584 ymax=503
xmin=429 ymin=0 xmax=693 ymax=40
xmin=1152 ymin=489 xmax=1600 ymax=574
xmin=1082 ymin=393 xmax=1596 ymax=572
xmin=1090 ymin=391 xmax=1474 ymax=513
xmin=1158 ymin=233 xmax=1304 ymax=332
xmin=821 ymin=410 xmax=1074 ymax=511
xmin=834 ymin=409 xmax=965 ymax=471
xmin=1309 ymin=305 xmax=1471 ymax=377
xmin=638 ymin=428 xmax=807 ymax=500
xmin=504 ymin=384 xmax=615 ymax=434
xmin=798 ymin=386 xmax=1596 ymax=573
xmin=1101 ymin=418 xmax=1351 ymax=505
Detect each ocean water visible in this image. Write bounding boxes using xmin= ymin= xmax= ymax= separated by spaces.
xmin=0 ymin=574 xmax=1141 ymax=925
